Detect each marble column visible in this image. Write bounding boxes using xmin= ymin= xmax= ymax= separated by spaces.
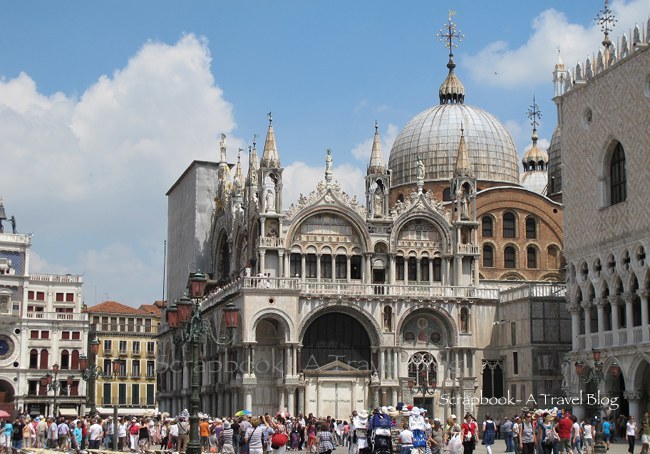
xmin=244 ymin=386 xmax=253 ymax=412
xmin=260 ymin=251 xmax=266 ymax=274
xmin=316 ymin=254 xmax=321 ymax=283
xmin=609 ymin=295 xmax=621 ymax=344
xmin=278 ymin=252 xmax=284 ymax=278
xmin=286 ymin=387 xmax=296 ymax=416
xmin=638 ymin=290 xmax=649 ymax=341
xmin=570 ymin=304 xmax=581 ymax=350
xmin=416 ymin=258 xmax=421 ymax=282
xmin=347 ymin=256 xmax=351 ymax=282
xmin=623 ymin=291 xmax=635 ymax=339
xmin=624 ymin=390 xmax=643 ymax=419
xmin=582 ymin=302 xmax=592 ymax=349
xmin=301 ymin=255 xmax=306 ymax=281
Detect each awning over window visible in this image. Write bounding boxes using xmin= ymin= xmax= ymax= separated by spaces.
xmin=58 ymin=408 xmax=78 ymax=417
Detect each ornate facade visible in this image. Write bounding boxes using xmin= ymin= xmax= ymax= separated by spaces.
xmin=158 ymin=18 xmax=567 ymax=421
xmin=558 ymin=18 xmax=650 ymax=417
xmin=0 ymin=199 xmax=88 ymax=418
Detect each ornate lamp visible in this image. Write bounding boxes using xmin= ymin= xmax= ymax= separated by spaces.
xmin=166 ymin=300 xmax=179 ymax=328
xmin=188 ymin=272 xmax=208 ymax=298
xmin=224 ymin=303 xmax=239 ymax=329
xmin=176 ymin=296 xmax=193 ymax=324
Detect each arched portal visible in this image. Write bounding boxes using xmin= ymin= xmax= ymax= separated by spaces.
xmin=301 ymin=313 xmax=371 ymax=370
xmin=252 ymin=317 xmax=289 ymax=416
xmin=0 ymin=379 xmax=15 ymax=416
xmin=300 ymin=312 xmax=373 ymax=419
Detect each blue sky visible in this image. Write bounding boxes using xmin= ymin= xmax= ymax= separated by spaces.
xmin=1 ymin=0 xmax=648 ymax=306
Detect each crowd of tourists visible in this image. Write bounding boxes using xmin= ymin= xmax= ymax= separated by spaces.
xmin=0 ymin=408 xmax=647 ymax=454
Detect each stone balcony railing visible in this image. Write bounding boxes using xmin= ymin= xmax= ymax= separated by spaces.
xmin=30 ymin=273 xmax=83 ymax=283
xmin=576 ymin=325 xmax=649 ymax=350
xmin=201 ymin=276 xmax=500 ymax=311
xmin=499 ymin=282 xmax=566 ymax=303
xmin=25 ymin=311 xmax=88 ymax=321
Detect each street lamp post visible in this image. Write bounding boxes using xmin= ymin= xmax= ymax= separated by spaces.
xmin=166 ymin=272 xmax=240 ymax=454
xmin=79 ymin=336 xmax=102 ymax=417
xmin=575 ymin=349 xmax=620 ymax=454
xmin=40 ymin=364 xmax=73 ymax=417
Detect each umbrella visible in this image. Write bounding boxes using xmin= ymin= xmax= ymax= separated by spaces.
xmin=235 ymin=410 xmax=252 ymax=417
xmin=0 ymin=410 xmax=11 ymax=419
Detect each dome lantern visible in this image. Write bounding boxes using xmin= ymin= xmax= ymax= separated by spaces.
xmin=437 ymin=11 xmax=465 ymax=105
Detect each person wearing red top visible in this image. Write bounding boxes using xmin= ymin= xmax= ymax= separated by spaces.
xmin=556 ymin=415 xmax=573 ymax=454
xmin=461 ymin=414 xmax=478 ymax=454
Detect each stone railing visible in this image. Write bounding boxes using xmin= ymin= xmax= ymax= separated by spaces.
xmin=200 ymin=276 xmax=500 ymax=310
xmin=259 ymin=237 xmax=284 ymax=248
xmin=499 ymin=282 xmax=566 ymax=303
xmin=25 ymin=311 xmax=88 ymax=321
xmin=457 ymin=244 xmax=479 ymax=254
xmin=30 ymin=273 xmax=83 ymax=283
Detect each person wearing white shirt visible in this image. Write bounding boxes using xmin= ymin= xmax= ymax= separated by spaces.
xmin=398 ymin=424 xmax=414 ymax=454
xmin=88 ymin=420 xmax=104 ymax=450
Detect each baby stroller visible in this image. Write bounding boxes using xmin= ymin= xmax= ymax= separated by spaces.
xmin=371 ymin=413 xmax=393 ymax=454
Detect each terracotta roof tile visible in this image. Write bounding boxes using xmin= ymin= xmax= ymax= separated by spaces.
xmin=86 ymin=301 xmax=147 ymax=315
xmin=138 ymin=304 xmax=162 ymax=317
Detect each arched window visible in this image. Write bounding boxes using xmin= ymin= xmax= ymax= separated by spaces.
xmin=408 ymin=257 xmax=417 ymax=282
xmin=527 ymin=247 xmax=537 ymax=269
xmin=61 ymin=350 xmax=70 ymax=369
xmin=442 ymin=188 xmax=452 ymax=201
xmin=525 ymin=217 xmax=537 ymax=239
xmin=504 ymin=246 xmax=516 ymax=268
xmin=482 ymin=217 xmax=493 ymax=237
xmin=432 ymin=258 xmax=442 ymax=282
xmin=547 ymin=245 xmax=561 ymax=269
xmin=29 ymin=349 xmax=38 ymax=369
xmin=40 ymin=349 xmax=49 ymax=370
xmin=460 ymin=307 xmax=470 ymax=333
xmin=503 ymin=213 xmax=516 ymax=238
xmin=483 ymin=245 xmax=494 ymax=267
xmin=407 ymin=352 xmax=438 ymax=387
xmin=71 ymin=350 xmax=80 ymax=370
xmin=610 ymin=142 xmax=627 ymax=205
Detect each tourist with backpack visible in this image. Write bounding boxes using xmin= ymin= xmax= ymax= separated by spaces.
xmin=556 ymin=413 xmax=573 ymax=454
xmin=539 ymin=415 xmax=558 ymax=454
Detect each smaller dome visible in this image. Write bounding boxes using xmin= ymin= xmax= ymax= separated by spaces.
xmin=522 ymin=145 xmax=549 ymax=166
xmin=439 ymin=69 xmax=465 ymax=104
xmin=547 ymin=126 xmax=562 ymax=195
xmin=520 ymin=171 xmax=548 ymax=195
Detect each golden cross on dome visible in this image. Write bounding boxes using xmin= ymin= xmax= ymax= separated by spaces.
xmin=437 ymin=10 xmax=464 ymax=60
xmin=595 ymin=0 xmax=617 ymax=47
xmin=527 ymin=96 xmax=542 ymax=131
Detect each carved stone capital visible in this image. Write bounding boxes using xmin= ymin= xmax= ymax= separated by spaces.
xmin=622 ymin=291 xmax=636 ymax=304
xmin=636 ymin=289 xmax=649 ymax=299
xmin=623 ymin=390 xmax=644 ymax=401
xmin=607 ymin=295 xmax=622 ymax=306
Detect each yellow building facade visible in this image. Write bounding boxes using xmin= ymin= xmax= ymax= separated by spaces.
xmin=86 ymin=301 xmax=161 ymax=416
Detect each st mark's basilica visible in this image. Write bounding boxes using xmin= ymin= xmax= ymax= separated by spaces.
xmin=157 ymin=12 xmax=572 ymax=422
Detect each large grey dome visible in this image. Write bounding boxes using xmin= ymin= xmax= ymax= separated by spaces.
xmin=388 ymin=104 xmax=520 ymax=187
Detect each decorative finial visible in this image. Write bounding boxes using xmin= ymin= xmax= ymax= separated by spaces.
xmin=527 ymin=96 xmax=542 ymax=146
xmin=595 ymin=0 xmax=617 ymax=48
xmin=325 ymin=148 xmax=333 ymax=184
xmin=253 ymin=134 xmax=257 ymax=149
xmin=268 ymin=111 xmax=273 ymax=124
xmin=374 ymin=120 xmax=378 ymax=132
xmin=437 ymin=10 xmax=464 ymax=70
xmin=238 ymin=148 xmax=242 ymax=161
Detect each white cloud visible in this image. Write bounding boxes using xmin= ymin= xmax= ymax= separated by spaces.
xmin=463 ymin=0 xmax=650 ymax=88
xmin=0 ymin=34 xmax=239 ymax=306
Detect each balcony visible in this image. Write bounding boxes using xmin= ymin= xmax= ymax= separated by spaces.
xmin=201 ymin=277 xmax=502 ymax=311
xmin=131 ymin=372 xmax=141 ymax=380
xmin=103 ymin=349 xmax=113 ymax=356
xmin=145 ymin=372 xmax=156 ymax=380
xmin=457 ymin=244 xmax=480 ymax=255
xmin=25 ymin=312 xmax=88 ymax=321
xmin=132 ymin=350 xmax=141 ymax=357
xmin=30 ymin=273 xmax=83 ymax=283
xmin=259 ymin=237 xmax=283 ymax=248
xmin=118 ymin=350 xmax=128 ymax=357
xmin=146 ymin=350 xmax=156 ymax=358
xmin=93 ymin=323 xmax=158 ymax=335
